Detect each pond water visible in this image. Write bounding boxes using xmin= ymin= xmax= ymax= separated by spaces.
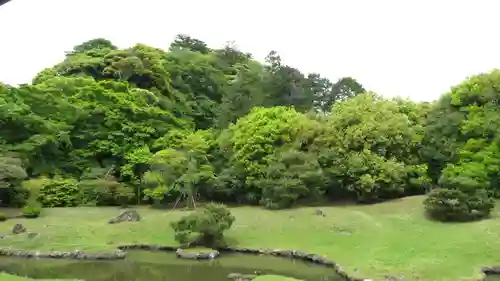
xmin=0 ymin=250 xmax=344 ymax=281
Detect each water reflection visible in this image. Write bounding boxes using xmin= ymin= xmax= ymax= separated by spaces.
xmin=0 ymin=250 xmax=344 ymax=281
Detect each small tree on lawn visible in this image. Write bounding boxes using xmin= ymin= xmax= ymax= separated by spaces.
xmin=170 ymin=203 xmax=235 ymax=248
xmin=143 ymin=132 xmax=214 ymax=209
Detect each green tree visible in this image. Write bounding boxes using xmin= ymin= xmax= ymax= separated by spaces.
xmin=314 ymin=93 xmax=429 ymax=201
xmin=223 ymin=106 xmax=318 ymax=203
xmin=169 ymin=34 xmax=210 ymax=54
xmin=144 ymin=131 xmax=214 ymax=208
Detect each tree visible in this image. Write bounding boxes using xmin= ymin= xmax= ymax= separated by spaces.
xmin=69 ymin=38 xmax=117 ymax=55
xmin=169 ymin=34 xmax=210 ymax=54
xmin=1 ymin=35 xmax=432 ymax=210
xmin=330 ymin=77 xmax=365 ymax=102
xmin=313 ymin=93 xmax=429 ymax=201
xmin=309 ymin=75 xmax=365 ymax=112
xmin=143 ymin=131 xmax=214 ymax=209
xmin=263 ymin=51 xmax=314 ymax=111
xmin=223 ymin=106 xmax=319 ymax=203
xmin=121 ymin=146 xmax=153 ymax=204
xmin=257 ymin=149 xmax=325 ymax=209
xmin=423 ymin=69 xmax=500 ymax=196
xmin=0 ymin=156 xmax=27 ymax=189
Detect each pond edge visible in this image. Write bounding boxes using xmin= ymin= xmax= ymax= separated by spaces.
xmin=0 ymin=244 xmax=497 ymax=281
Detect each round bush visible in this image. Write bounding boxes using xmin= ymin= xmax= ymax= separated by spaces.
xmin=170 ymin=203 xmax=235 ymax=248
xmin=35 ymin=177 xmax=80 ymax=207
xmin=424 ymin=188 xmax=494 ymax=222
xmin=0 ymin=213 xmax=7 ymax=222
xmin=22 ymin=204 xmax=42 ymax=218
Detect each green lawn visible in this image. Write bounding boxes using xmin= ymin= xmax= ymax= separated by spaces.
xmin=0 ymin=196 xmax=498 ymax=281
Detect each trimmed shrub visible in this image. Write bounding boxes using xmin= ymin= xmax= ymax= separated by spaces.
xmin=424 ymin=188 xmax=494 ymax=222
xmin=22 ymin=203 xmax=42 ymax=218
xmin=170 ymin=203 xmax=235 ymax=248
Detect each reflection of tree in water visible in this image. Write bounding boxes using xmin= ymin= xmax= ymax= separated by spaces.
xmin=0 ymin=255 xmax=340 ymax=281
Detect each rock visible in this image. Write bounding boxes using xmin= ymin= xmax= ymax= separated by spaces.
xmin=316 ymin=209 xmax=326 ymax=216
xmin=383 ymin=275 xmax=404 ymax=281
xmin=481 ymin=266 xmax=500 ymax=274
xmin=175 ymin=248 xmax=219 ymax=260
xmin=271 ymin=249 xmax=293 ymax=257
xmin=27 ymin=232 xmax=39 ymax=239
xmin=331 ymin=226 xmax=352 ymax=235
xmin=228 ymin=273 xmax=243 ymax=279
xmin=108 ymin=210 xmax=141 ymax=224
xmin=227 ymin=273 xmax=257 ymax=281
xmin=12 ymin=223 xmax=26 ymax=234
xmin=291 ymin=250 xmax=308 ymax=258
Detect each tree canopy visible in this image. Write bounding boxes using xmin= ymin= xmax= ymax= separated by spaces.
xmin=0 ymin=34 xmax=497 ymax=220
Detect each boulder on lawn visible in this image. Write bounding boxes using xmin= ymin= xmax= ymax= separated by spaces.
xmin=108 ymin=210 xmax=141 ymax=224
xmin=315 ymin=209 xmax=326 ymax=217
xmin=12 ymin=223 xmax=26 ymax=234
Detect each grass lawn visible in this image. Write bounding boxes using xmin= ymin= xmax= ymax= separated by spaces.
xmin=0 ymin=196 xmax=498 ymax=281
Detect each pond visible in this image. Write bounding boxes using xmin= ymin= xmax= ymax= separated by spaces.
xmin=0 ymin=250 xmax=344 ymax=281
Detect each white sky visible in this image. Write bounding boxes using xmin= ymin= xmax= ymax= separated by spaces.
xmin=0 ymin=0 xmax=499 ymax=101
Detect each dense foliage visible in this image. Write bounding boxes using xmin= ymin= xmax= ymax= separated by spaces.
xmin=0 ymin=34 xmax=498 ymax=221
xmin=170 ymin=203 xmax=235 ymax=247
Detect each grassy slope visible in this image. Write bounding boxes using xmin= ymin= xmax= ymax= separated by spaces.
xmin=0 ymin=196 xmax=498 ymax=281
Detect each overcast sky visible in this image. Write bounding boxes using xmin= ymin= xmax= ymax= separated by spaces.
xmin=0 ymin=0 xmax=499 ymax=101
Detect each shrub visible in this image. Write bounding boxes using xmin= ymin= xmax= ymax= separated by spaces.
xmin=0 ymin=213 xmax=7 ymax=222
xmin=5 ymin=185 xmax=30 ymax=207
xmin=79 ymin=179 xmax=134 ymax=207
xmin=424 ymin=188 xmax=494 ymax=222
xmin=22 ymin=203 xmax=42 ymax=218
xmin=170 ymin=203 xmax=235 ymax=248
xmin=37 ymin=177 xmax=80 ymax=207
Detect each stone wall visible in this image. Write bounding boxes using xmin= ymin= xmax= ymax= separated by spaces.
xmin=0 ymin=248 xmax=126 ymax=260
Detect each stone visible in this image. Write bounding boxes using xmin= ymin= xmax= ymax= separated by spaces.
xmin=316 ymin=209 xmax=326 ymax=217
xmin=108 ymin=210 xmax=141 ymax=224
xmin=227 ymin=273 xmax=257 ymax=281
xmin=481 ymin=266 xmax=500 ymax=274
xmin=332 ymin=226 xmax=352 ymax=235
xmin=228 ymin=273 xmax=243 ymax=279
xmin=271 ymin=249 xmax=293 ymax=257
xmin=291 ymin=250 xmax=308 ymax=258
xmin=12 ymin=223 xmax=26 ymax=234
xmin=175 ymin=248 xmax=219 ymax=260
xmin=27 ymin=232 xmax=39 ymax=239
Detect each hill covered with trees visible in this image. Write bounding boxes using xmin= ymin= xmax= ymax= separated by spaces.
xmin=0 ymin=35 xmax=498 ymax=221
